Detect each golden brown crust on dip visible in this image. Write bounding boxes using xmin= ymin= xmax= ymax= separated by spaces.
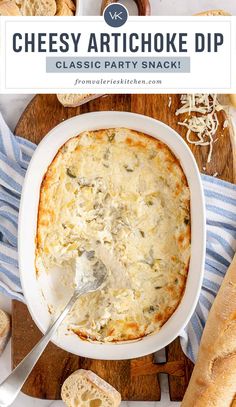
xmin=36 ymin=128 xmax=190 ymax=342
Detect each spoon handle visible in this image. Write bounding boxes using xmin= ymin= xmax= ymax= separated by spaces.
xmin=0 ymin=293 xmax=78 ymax=407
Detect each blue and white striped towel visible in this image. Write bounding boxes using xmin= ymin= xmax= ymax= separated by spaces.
xmin=0 ymin=113 xmax=36 ymax=301
xmin=0 ymin=112 xmax=236 ymax=363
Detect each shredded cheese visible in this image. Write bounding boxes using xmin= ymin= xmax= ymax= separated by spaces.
xmin=176 ymin=94 xmax=227 ymax=164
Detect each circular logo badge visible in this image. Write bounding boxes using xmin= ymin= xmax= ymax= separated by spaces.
xmin=103 ymin=3 xmax=129 ymax=28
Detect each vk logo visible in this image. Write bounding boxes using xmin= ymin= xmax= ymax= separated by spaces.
xmin=110 ymin=11 xmax=123 ymax=20
xmin=104 ymin=3 xmax=128 ymax=27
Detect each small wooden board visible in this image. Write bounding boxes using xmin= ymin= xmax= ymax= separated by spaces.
xmin=12 ymin=94 xmax=235 ymax=401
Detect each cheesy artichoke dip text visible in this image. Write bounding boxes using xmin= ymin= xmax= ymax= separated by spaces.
xmin=36 ymin=128 xmax=190 ymax=342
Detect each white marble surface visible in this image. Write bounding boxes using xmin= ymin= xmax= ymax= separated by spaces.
xmin=0 ymin=91 xmax=236 ymax=406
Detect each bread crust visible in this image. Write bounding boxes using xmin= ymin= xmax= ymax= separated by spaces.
xmin=181 ymin=253 xmax=236 ymax=407
xmin=0 ymin=310 xmax=11 ymax=355
xmin=20 ymin=0 xmax=56 ymax=15
xmin=55 ymin=0 xmax=75 ymax=16
xmin=0 ymin=0 xmax=21 ymax=15
xmin=57 ymin=94 xmax=104 ymax=107
xmin=0 ymin=0 xmax=76 ymax=15
xmin=195 ymin=9 xmax=231 ymax=16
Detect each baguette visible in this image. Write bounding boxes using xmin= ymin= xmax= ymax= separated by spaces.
xmin=61 ymin=369 xmax=121 ymax=407
xmin=181 ymin=253 xmax=236 ymax=407
xmin=0 ymin=0 xmax=21 ymax=15
xmin=0 ymin=309 xmax=11 ymax=355
xmin=57 ymin=94 xmax=104 ymax=108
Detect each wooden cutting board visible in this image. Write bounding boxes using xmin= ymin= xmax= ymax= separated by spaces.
xmin=12 ymin=94 xmax=236 ymax=401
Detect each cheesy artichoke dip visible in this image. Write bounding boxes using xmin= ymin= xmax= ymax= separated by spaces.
xmin=36 ymin=128 xmax=190 ymax=342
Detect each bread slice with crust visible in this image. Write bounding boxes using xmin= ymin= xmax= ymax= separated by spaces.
xmin=61 ymin=369 xmax=121 ymax=407
xmin=0 ymin=0 xmax=21 ymax=15
xmin=0 ymin=309 xmax=11 ymax=355
xmin=195 ymin=9 xmax=231 ymax=16
xmin=57 ymin=94 xmax=104 ymax=107
xmin=55 ymin=0 xmax=75 ymax=16
xmin=20 ymin=0 xmax=56 ymax=15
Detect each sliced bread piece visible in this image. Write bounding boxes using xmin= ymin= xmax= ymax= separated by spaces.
xmin=0 ymin=309 xmax=11 ymax=355
xmin=57 ymin=94 xmax=104 ymax=107
xmin=55 ymin=0 xmax=75 ymax=16
xmin=195 ymin=9 xmax=231 ymax=16
xmin=61 ymin=369 xmax=121 ymax=407
xmin=20 ymin=0 xmax=56 ymax=15
xmin=0 ymin=0 xmax=21 ymax=15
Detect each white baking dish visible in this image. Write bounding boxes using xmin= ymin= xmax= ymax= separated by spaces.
xmin=18 ymin=111 xmax=205 ymax=360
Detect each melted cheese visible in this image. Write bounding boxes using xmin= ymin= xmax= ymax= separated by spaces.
xmin=36 ymin=128 xmax=191 ymax=342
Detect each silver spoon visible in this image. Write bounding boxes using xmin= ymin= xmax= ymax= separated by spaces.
xmin=0 ymin=253 xmax=107 ymax=407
